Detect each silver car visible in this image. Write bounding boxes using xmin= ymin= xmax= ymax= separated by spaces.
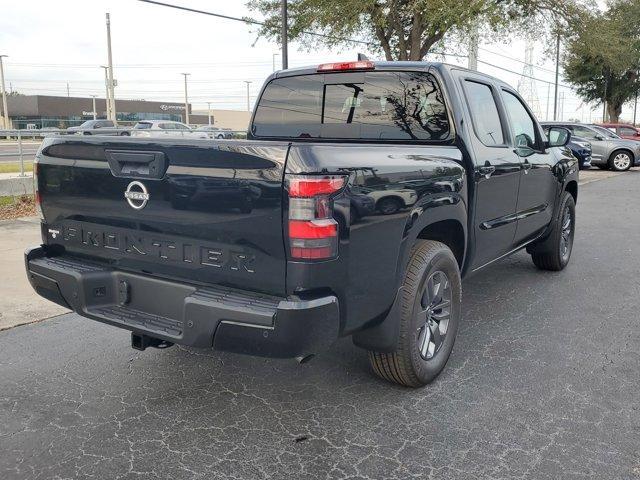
xmin=542 ymin=122 xmax=640 ymax=171
xmin=130 ymin=121 xmax=208 ymax=139
xmin=67 ymin=119 xmax=130 ymax=136
xmin=195 ymin=126 xmax=234 ymax=139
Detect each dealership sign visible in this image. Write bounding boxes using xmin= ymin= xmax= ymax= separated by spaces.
xmin=160 ymin=104 xmax=185 ymax=111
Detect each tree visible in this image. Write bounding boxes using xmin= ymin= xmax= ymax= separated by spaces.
xmin=563 ymin=1 xmax=640 ymax=122
xmin=248 ymin=0 xmax=581 ymax=61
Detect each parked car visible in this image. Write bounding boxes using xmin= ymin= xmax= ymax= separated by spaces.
xmin=195 ymin=126 xmax=234 ymax=139
xmin=67 ymin=119 xmax=130 ymax=136
xmin=542 ymin=126 xmax=592 ymax=169
xmin=27 ymin=61 xmax=577 ymax=388
xmin=598 ymin=122 xmax=640 ymax=141
xmin=130 ymin=121 xmax=208 ymax=139
xmin=541 ymin=122 xmax=640 ymax=171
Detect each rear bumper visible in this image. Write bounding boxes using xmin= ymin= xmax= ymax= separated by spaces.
xmin=25 ymin=246 xmax=340 ymax=358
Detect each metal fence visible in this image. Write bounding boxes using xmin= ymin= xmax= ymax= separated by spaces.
xmin=0 ymin=128 xmax=248 ymax=178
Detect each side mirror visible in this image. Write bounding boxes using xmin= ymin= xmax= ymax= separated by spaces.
xmin=594 ymin=134 xmax=604 ymax=141
xmin=93 ymin=124 xmax=101 ymax=129
xmin=545 ymin=126 xmax=571 ymax=148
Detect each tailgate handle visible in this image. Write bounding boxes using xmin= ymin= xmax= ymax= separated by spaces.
xmin=106 ymin=150 xmax=167 ymax=179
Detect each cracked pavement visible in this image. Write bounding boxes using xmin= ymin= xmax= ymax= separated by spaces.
xmin=1 ymin=171 xmax=639 ymax=479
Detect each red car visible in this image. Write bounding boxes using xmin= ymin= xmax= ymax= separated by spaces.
xmin=598 ymin=123 xmax=640 ymax=140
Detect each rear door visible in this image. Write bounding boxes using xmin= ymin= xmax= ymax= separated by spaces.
xmin=38 ymin=138 xmax=289 ymax=295
xmin=571 ymin=125 xmax=607 ymax=163
xmin=457 ymin=75 xmax=521 ymax=268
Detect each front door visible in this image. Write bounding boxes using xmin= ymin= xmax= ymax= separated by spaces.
xmin=500 ymin=89 xmax=558 ymax=244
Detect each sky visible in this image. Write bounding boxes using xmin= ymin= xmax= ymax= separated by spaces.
xmin=0 ymin=0 xmax=636 ymax=122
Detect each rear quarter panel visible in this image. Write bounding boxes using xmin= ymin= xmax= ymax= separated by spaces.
xmin=285 ymin=143 xmax=467 ymax=334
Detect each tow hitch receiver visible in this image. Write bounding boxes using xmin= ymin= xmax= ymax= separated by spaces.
xmin=131 ymin=333 xmax=174 ymax=351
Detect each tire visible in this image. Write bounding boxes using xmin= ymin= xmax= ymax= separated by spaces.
xmin=368 ymin=240 xmax=462 ymax=388
xmin=609 ymin=150 xmax=633 ymax=172
xmin=530 ymin=191 xmax=575 ymax=271
xmin=120 ymin=131 xmax=130 ymax=136
xmin=377 ymin=197 xmax=402 ymax=215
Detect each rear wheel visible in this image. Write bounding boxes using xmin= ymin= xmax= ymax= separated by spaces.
xmin=609 ymin=150 xmax=632 ymax=171
xmin=377 ymin=197 xmax=402 ymax=215
xmin=120 ymin=131 xmax=130 ymax=136
xmin=368 ymin=240 xmax=461 ymax=387
xmin=530 ymin=191 xmax=575 ymax=271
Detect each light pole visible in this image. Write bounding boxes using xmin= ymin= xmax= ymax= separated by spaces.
xmin=181 ymin=73 xmax=191 ymax=125
xmin=100 ymin=66 xmax=111 ymax=120
xmin=0 ymin=55 xmax=9 ymax=130
xmin=281 ymin=0 xmax=288 ymax=69
xmin=207 ymin=102 xmax=212 ymax=125
xmin=553 ymin=32 xmax=560 ymax=121
xmin=91 ymin=95 xmax=97 ymax=120
xmin=105 ymin=13 xmax=117 ymax=125
xmin=244 ymin=81 xmax=252 ymax=112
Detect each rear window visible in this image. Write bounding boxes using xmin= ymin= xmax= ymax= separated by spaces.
xmin=251 ymin=71 xmax=451 ymax=141
xmin=134 ymin=122 xmax=152 ymax=129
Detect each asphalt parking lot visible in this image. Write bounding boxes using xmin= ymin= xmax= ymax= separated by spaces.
xmin=1 ymin=171 xmax=639 ymax=480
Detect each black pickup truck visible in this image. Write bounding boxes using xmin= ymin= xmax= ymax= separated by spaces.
xmin=25 ymin=61 xmax=577 ymax=387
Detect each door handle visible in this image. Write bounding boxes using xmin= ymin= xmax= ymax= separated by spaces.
xmin=478 ymin=165 xmax=496 ymax=179
xmin=522 ymin=160 xmax=532 ymax=174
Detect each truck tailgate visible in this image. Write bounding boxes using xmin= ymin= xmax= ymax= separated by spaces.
xmin=37 ymin=138 xmax=289 ymax=296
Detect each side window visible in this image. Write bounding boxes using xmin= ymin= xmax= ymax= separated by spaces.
xmin=501 ymin=90 xmax=538 ymax=149
xmin=620 ymin=126 xmax=638 ymax=137
xmin=463 ymin=80 xmax=504 ymax=146
xmin=572 ymin=126 xmax=598 ymax=140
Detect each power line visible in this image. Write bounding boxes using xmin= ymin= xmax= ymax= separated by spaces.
xmin=478 ymin=59 xmax=574 ymax=90
xmin=137 ymin=0 xmax=373 ymax=46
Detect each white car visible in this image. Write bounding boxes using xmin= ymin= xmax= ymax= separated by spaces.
xmin=131 ymin=121 xmax=208 ymax=139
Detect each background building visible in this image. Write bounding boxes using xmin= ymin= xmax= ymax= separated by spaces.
xmin=4 ymin=95 xmax=250 ymax=130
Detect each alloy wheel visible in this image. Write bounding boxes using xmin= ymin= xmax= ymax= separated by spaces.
xmin=416 ymin=270 xmax=452 ymax=360
xmin=560 ymin=205 xmax=573 ymax=261
xmin=613 ymin=153 xmax=631 ymax=170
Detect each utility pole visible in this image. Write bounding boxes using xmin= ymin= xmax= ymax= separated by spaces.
xmin=244 ymin=81 xmax=252 ymax=112
xmin=105 ymin=13 xmax=117 ymax=125
xmin=281 ymin=0 xmax=288 ymax=69
xmin=207 ymin=102 xmax=212 ymax=125
xmin=66 ymin=82 xmax=70 ymax=97
xmin=633 ymin=90 xmax=638 ymax=126
xmin=91 ymin=95 xmax=97 ymax=120
xmin=602 ymin=78 xmax=608 ymax=123
xmin=0 ymin=55 xmax=9 ymax=130
xmin=181 ymin=73 xmax=191 ymax=124
xmin=467 ymin=26 xmax=478 ymax=71
xmin=553 ymin=32 xmax=560 ymax=121
xmin=546 ymin=84 xmax=551 ymax=121
xmin=100 ymin=66 xmax=111 ymax=120
xmin=272 ymin=53 xmax=279 ymax=72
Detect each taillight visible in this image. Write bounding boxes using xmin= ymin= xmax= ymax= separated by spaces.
xmin=287 ymin=175 xmax=345 ymax=260
xmin=33 ymin=159 xmax=43 ymax=220
xmin=317 ymin=61 xmax=374 ymax=72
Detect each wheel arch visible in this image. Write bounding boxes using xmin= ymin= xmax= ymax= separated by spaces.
xmin=565 ymin=180 xmax=578 ymax=204
xmin=416 ymin=219 xmax=465 ymax=269
xmin=609 ymin=148 xmax=634 ymax=166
